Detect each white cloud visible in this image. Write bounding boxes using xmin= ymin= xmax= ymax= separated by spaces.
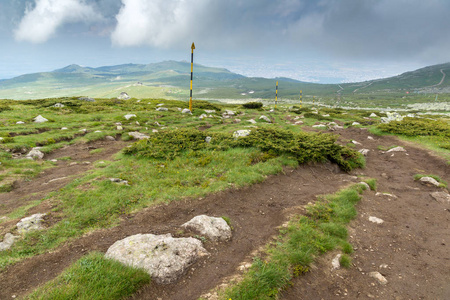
xmin=14 ymin=0 xmax=100 ymax=43
xmin=111 ymin=0 xmax=197 ymax=48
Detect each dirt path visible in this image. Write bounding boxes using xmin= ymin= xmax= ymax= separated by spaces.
xmin=0 ymin=128 xmax=449 ymax=300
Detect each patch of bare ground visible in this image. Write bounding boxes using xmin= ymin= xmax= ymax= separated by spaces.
xmin=0 ymin=127 xmax=448 ymax=300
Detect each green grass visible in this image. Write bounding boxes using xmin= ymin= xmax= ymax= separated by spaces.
xmin=363 ymin=178 xmax=377 ymax=191
xmin=222 ymin=183 xmax=369 ymax=299
xmin=27 ymin=252 xmax=150 ymax=300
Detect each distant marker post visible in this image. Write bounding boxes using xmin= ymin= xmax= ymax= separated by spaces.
xmin=189 ymin=42 xmax=195 ymax=112
xmin=275 ymin=81 xmax=278 ymax=109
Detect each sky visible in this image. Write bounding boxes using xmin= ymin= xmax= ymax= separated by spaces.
xmin=1 ymin=0 xmax=450 ymax=83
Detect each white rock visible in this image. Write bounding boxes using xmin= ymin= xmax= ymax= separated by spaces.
xmin=94 ymin=130 xmax=102 ymax=133
xmin=118 ymin=92 xmax=131 ymax=100
xmin=157 ymin=103 xmax=165 ymax=106
xmin=0 ymin=233 xmax=18 ymax=251
xmin=419 ymin=177 xmax=441 ymax=187
xmin=16 ymin=121 xmax=25 ymax=124
xmin=152 ymin=129 xmax=159 ymax=133
xmin=248 ymin=119 xmax=257 ymax=124
xmin=128 ymin=132 xmax=149 ymax=140
xmin=224 ymin=110 xmax=236 ymax=116
xmin=26 ymin=148 xmax=44 ymax=160
xmin=105 ymin=233 xmax=208 ymax=284
xmin=79 ymin=128 xmax=87 ymax=133
xmin=370 ymin=113 xmax=378 ymax=117
xmin=124 ymin=114 xmax=136 ymax=120
xmin=154 ymin=121 xmax=162 ymax=127
xmin=61 ymin=127 xmax=68 ymax=130
xmin=182 ymin=109 xmax=192 ymax=114
xmin=105 ymin=136 xmax=115 ymax=141
xmin=369 ymin=271 xmax=388 ymax=285
xmin=358 ymin=149 xmax=370 ymax=156
xmin=386 ymin=146 xmax=406 ymax=153
xmin=352 ymin=122 xmax=361 ymax=126
xmin=204 ymin=110 xmax=216 ymax=113
xmin=156 ymin=107 xmax=168 ymax=112
xmin=135 ymin=121 xmax=140 ymax=126
xmin=352 ymin=140 xmax=362 ymax=145
xmin=205 ymin=136 xmax=212 ymax=143
xmin=430 ymin=192 xmax=450 ymax=205
xmin=367 ymin=136 xmax=374 ymax=140
xmin=375 ymin=192 xmax=397 ymax=198
xmin=322 ymin=114 xmax=330 ymax=117
xmin=369 ymin=216 xmax=384 ymax=224
xmin=199 ymin=114 xmax=208 ymax=119
xmin=182 ymin=215 xmax=232 ymax=241
xmin=312 ymin=124 xmax=327 ymax=128
xmin=53 ymin=103 xmax=65 ymax=108
xmin=233 ymin=130 xmax=251 ymax=138
xmin=359 ymin=182 xmax=371 ymax=190
xmin=331 ymin=254 xmax=341 ymax=270
xmin=295 ymin=121 xmax=304 ymax=125
xmin=234 ymin=119 xmax=241 ymax=123
xmin=33 ymin=115 xmax=48 ymax=123
xmin=116 ymin=125 xmax=123 ymax=130
xmin=16 ymin=213 xmax=46 ymax=233
xmin=109 ymin=178 xmax=129 ymax=185
xmin=259 ymin=115 xmax=271 ymax=123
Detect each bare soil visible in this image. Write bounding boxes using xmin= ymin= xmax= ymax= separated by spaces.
xmin=0 ymin=128 xmax=449 ymax=300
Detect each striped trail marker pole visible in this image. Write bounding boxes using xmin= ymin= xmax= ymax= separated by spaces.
xmin=275 ymin=81 xmax=278 ymax=109
xmin=189 ymin=42 xmax=195 ymax=112
xmin=300 ymin=90 xmax=303 ymax=108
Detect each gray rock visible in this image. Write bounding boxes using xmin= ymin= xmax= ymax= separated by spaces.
xmin=224 ymin=110 xmax=236 ymax=116
xmin=79 ymin=97 xmax=95 ymax=102
xmin=359 ymin=149 xmax=370 ymax=156
xmin=419 ymin=177 xmax=441 ymax=187
xmin=0 ymin=233 xmax=18 ymax=251
xmin=53 ymin=103 xmax=65 ymax=108
xmin=331 ymin=254 xmax=341 ymax=270
xmin=247 ymin=119 xmax=257 ymax=124
xmin=430 ymin=192 xmax=450 ymax=205
xmin=199 ymin=114 xmax=208 ymax=119
xmin=26 ymin=148 xmax=44 ymax=160
xmin=33 ymin=115 xmax=48 ymax=123
xmin=259 ymin=115 xmax=271 ymax=123
xmin=109 ymin=178 xmax=129 ymax=185
xmin=182 ymin=109 xmax=192 ymax=114
xmin=124 ymin=114 xmax=136 ymax=120
xmin=369 ymin=271 xmax=388 ymax=285
xmin=16 ymin=213 xmax=46 ymax=233
xmin=128 ymin=132 xmax=150 ymax=140
xmin=105 ymin=136 xmax=116 ymax=141
xmin=118 ymin=92 xmax=131 ymax=100
xmin=233 ymin=130 xmax=251 ymax=138
xmin=105 ymin=233 xmax=208 ymax=284
xmin=204 ymin=110 xmax=216 ymax=114
xmin=387 ymin=146 xmax=406 ymax=153
xmin=205 ymin=137 xmax=212 ymax=143
xmin=156 ymin=107 xmax=169 ymax=112
xmin=295 ymin=121 xmax=304 ymax=125
xmin=233 ymin=119 xmax=241 ymax=123
xmin=182 ymin=215 xmax=232 ymax=241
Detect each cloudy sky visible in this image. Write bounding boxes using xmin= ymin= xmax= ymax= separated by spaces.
xmin=1 ymin=0 xmax=450 ymax=83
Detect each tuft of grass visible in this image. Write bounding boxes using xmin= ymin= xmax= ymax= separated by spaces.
xmin=27 ymin=252 xmax=150 ymax=300
xmin=363 ymin=178 xmax=377 ymax=191
xmin=339 ymin=254 xmax=351 ymax=268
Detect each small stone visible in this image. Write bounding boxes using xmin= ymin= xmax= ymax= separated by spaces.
xmin=116 ymin=125 xmax=123 ymax=130
xmin=234 ymin=119 xmax=241 ymax=123
xmin=367 ymin=136 xmax=374 ymax=140
xmin=124 ymin=114 xmax=136 ymax=120
xmin=152 ymin=129 xmax=159 ymax=133
xmin=16 ymin=121 xmax=25 ymax=124
xmin=233 ymin=130 xmax=251 ymax=138
xmin=94 ymin=130 xmax=102 ymax=133
xmin=33 ymin=115 xmax=48 ymax=123
xmin=312 ymin=124 xmax=327 ymax=128
xmin=248 ymin=119 xmax=257 ymax=124
xmin=61 ymin=127 xmax=68 ymax=130
xmin=128 ymin=132 xmax=150 ymax=140
xmin=156 ymin=103 xmax=165 ymax=107
xmin=359 ymin=149 xmax=370 ymax=156
xmin=0 ymin=233 xmax=18 ymax=251
xmin=259 ymin=115 xmax=271 ymax=123
xmin=419 ymin=177 xmax=441 ymax=187
xmin=369 ymin=216 xmax=384 ymax=224
xmin=370 ymin=113 xmax=378 ymax=117
xmin=205 ymin=137 xmax=212 ymax=143
xmin=352 ymin=122 xmax=361 ymax=126
xmin=156 ymin=107 xmax=168 ymax=111
xmin=182 ymin=108 xmax=192 ymax=114
xmin=105 ymin=136 xmax=115 ymax=141
xmin=332 ymin=254 xmax=341 ymax=270
xmin=352 ymin=140 xmax=362 ymax=145
xmin=430 ymin=192 xmax=450 ymax=205
xmin=295 ymin=121 xmax=304 ymax=125
xmin=109 ymin=178 xmax=129 ymax=185
xmin=26 ymin=148 xmax=44 ymax=160
xmin=369 ymin=271 xmax=388 ymax=285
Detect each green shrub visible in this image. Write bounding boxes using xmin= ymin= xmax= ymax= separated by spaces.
xmin=378 ymin=118 xmax=450 ymax=138
xmin=242 ymin=102 xmax=263 ymax=109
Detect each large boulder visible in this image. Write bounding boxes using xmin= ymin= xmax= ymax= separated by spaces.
xmin=105 ymin=233 xmax=208 ymax=284
xmin=16 ymin=213 xmax=46 ymax=233
xmin=182 ymin=215 xmax=232 ymax=241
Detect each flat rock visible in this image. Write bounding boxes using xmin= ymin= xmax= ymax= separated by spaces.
xmin=182 ymin=215 xmax=232 ymax=241
xmin=16 ymin=121 xmax=25 ymax=124
xmin=0 ymin=233 xmax=18 ymax=251
xmin=312 ymin=124 xmax=327 ymax=128
xmin=16 ymin=213 xmax=46 ymax=233
xmin=352 ymin=140 xmax=362 ymax=145
xmin=386 ymin=146 xmax=406 ymax=153
xmin=430 ymin=191 xmax=450 ymax=205
xmin=33 ymin=115 xmax=48 ymax=123
xmin=156 ymin=107 xmax=168 ymax=111
xmin=419 ymin=177 xmax=441 ymax=187
xmin=105 ymin=136 xmax=116 ymax=141
xmin=105 ymin=233 xmax=208 ymax=284
xmin=369 ymin=271 xmax=388 ymax=285
xmin=128 ymin=132 xmax=149 ymax=140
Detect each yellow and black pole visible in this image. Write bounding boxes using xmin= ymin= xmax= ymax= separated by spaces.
xmin=189 ymin=42 xmax=195 ymax=112
xmin=275 ymin=81 xmax=278 ymax=109
xmin=300 ymin=90 xmax=303 ymax=108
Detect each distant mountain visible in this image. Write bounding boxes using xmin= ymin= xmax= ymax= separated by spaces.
xmin=0 ymin=60 xmax=449 ymax=100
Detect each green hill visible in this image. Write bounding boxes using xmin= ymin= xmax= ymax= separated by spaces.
xmin=0 ymin=61 xmax=450 ymax=101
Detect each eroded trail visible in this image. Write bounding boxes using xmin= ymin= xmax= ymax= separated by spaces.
xmin=0 ymin=128 xmax=449 ymax=300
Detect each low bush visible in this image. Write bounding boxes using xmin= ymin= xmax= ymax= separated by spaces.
xmin=242 ymin=102 xmax=263 ymax=109
xmin=378 ymin=118 xmax=450 ymax=138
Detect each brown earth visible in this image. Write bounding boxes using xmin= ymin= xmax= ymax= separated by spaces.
xmin=0 ymin=127 xmax=449 ymax=300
